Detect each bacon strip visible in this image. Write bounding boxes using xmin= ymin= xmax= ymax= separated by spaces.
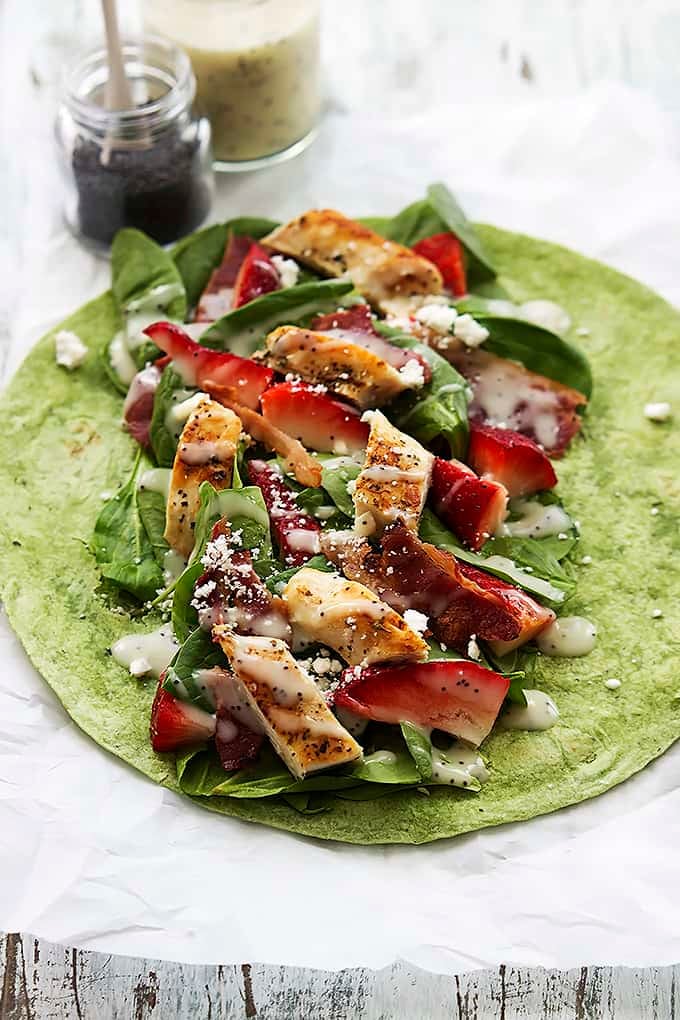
xmin=202 ymin=379 xmax=323 ymax=488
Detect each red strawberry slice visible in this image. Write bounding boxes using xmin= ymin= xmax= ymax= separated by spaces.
xmin=261 ymin=381 xmax=369 ymax=454
xmin=312 ymin=304 xmax=379 ymax=336
xmin=122 ymin=363 xmax=162 ymax=448
xmin=232 ymin=242 xmax=281 ymax=308
xmin=247 ymin=459 xmax=321 ymax=566
xmin=467 ymin=423 xmax=558 ymax=498
xmin=333 ymin=659 xmax=508 ymax=746
xmin=412 ymin=232 xmax=467 ymax=297
xmin=430 ymin=457 xmax=508 ymax=551
xmin=451 ymin=347 xmax=586 ymax=457
xmin=194 ymin=234 xmax=253 ymax=321
xmin=144 ymin=322 xmax=273 ymax=410
xmin=150 ymin=680 xmax=216 ymax=752
xmin=312 ymin=304 xmax=432 ymax=382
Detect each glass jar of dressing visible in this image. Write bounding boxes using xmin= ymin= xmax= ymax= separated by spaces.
xmin=55 ymin=36 xmax=213 ymax=252
xmin=143 ymin=0 xmax=321 ymax=170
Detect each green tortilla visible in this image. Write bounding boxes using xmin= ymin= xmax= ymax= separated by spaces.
xmin=0 ymin=226 xmax=678 ymax=844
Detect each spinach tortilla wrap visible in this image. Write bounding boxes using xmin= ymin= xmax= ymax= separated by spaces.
xmin=0 ymin=192 xmax=677 ymax=845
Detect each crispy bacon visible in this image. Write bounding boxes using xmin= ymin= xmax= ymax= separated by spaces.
xmin=122 ymin=363 xmax=162 ymax=448
xmin=449 ymin=347 xmax=586 ymax=457
xmin=194 ymin=234 xmax=253 ymax=322
xmin=203 ymin=379 xmax=322 ymax=488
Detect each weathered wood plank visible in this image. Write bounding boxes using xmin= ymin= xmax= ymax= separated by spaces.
xmin=2 ymin=934 xmax=679 ymax=1019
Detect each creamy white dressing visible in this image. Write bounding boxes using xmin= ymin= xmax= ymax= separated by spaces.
xmin=430 ymin=739 xmax=489 ymax=789
xmin=124 ymin=283 xmax=186 ymax=350
xmin=179 ymin=438 xmax=236 ymax=466
xmin=361 ymin=465 xmax=429 ymax=483
xmin=472 ymin=365 xmax=564 ymax=449
xmin=199 ymin=666 xmax=264 ymax=732
xmin=111 ymin=625 xmax=179 ymax=679
xmin=138 ymin=467 xmax=171 ymax=498
xmin=536 ymin=616 xmax=597 ymax=657
xmin=501 ymin=689 xmax=560 ymax=731
xmin=286 ymin=528 xmax=321 ymax=554
xmin=324 ymin=598 xmax=389 ymax=623
xmin=500 ymin=499 xmax=572 ymax=539
xmin=166 ymin=391 xmax=211 ymax=433
xmin=109 ymin=331 xmax=138 ymax=386
xmin=163 ymin=549 xmax=187 ymax=584
xmin=334 ymin=705 xmax=369 ymax=738
xmin=363 ymin=750 xmax=397 ymax=766
xmin=216 ymin=715 xmax=239 ymax=743
xmin=482 ymin=554 xmax=565 ymax=604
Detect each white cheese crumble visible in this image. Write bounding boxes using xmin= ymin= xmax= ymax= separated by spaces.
xmin=399 ymin=358 xmax=426 ymax=388
xmin=403 ymin=609 xmax=429 ymax=636
xmin=580 ymin=555 xmax=592 ymax=565
xmin=453 ymin=313 xmax=490 ymax=348
xmin=651 ymin=608 xmax=663 ymax=619
xmin=467 ymin=634 xmax=481 ymax=661
xmin=518 ymin=300 xmax=572 ymax=336
xmin=271 ymin=255 xmax=300 ymax=289
xmin=644 ymin=401 xmax=671 ymax=422
xmin=415 ymin=303 xmax=458 ymax=335
xmin=651 ymin=507 xmax=660 ymax=516
xmin=604 ymin=678 xmax=621 ymax=690
xmin=55 ymin=330 xmax=88 ymax=370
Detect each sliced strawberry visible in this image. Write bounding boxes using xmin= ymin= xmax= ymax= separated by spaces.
xmin=451 ymin=347 xmax=586 ymax=457
xmin=430 ymin=457 xmax=508 ymax=551
xmin=261 ymin=381 xmax=369 ymax=454
xmin=122 ymin=363 xmax=162 ymax=448
xmin=312 ymin=305 xmax=379 ymax=336
xmin=412 ymin=233 xmax=467 ymax=297
xmin=327 ymin=525 xmax=554 ymax=654
xmin=246 ymin=459 xmax=321 ymax=566
xmin=150 ymin=679 xmax=216 ymax=753
xmin=194 ymin=520 xmax=292 ymax=641
xmin=312 ymin=304 xmax=432 ymax=381
xmin=467 ymin=423 xmax=558 ymax=498
xmin=194 ymin=234 xmax=253 ymax=322
xmin=144 ymin=322 xmax=273 ymax=410
xmin=232 ymin=242 xmax=281 ymax=308
xmin=334 ymin=659 xmax=508 ymax=746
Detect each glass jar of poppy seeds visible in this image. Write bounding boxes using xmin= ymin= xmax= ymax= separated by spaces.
xmin=55 ymin=36 xmax=214 ymax=252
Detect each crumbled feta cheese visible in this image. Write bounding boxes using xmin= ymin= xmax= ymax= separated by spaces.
xmin=651 ymin=608 xmax=663 ymax=619
xmin=129 ymin=657 xmax=152 ymax=677
xmin=644 ymin=402 xmax=672 ymax=422
xmin=55 ymin=330 xmax=88 ymax=370
xmin=518 ymin=300 xmax=572 ymax=336
xmin=604 ymin=678 xmax=621 ymax=690
xmin=580 ymin=555 xmax=592 ymax=565
xmin=399 ymin=358 xmax=426 ymax=388
xmin=651 ymin=507 xmax=660 ymax=516
xmin=557 ymin=532 xmax=569 ymax=540
xmin=576 ymin=327 xmax=591 ymax=337
xmin=191 ymin=578 xmax=217 ymax=612
xmin=386 ymin=316 xmax=416 ymax=334
xmin=484 ymin=299 xmax=517 ymax=317
xmin=403 ymin=609 xmax=429 ymax=636
xmin=271 ymin=255 xmax=300 ymax=289
xmin=415 ymin=303 xmax=458 ymax=335
xmin=453 ymin=313 xmax=489 ymax=347
xmin=467 ymin=634 xmax=481 ymax=661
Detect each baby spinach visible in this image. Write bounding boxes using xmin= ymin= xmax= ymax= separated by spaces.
xmin=295 ymin=486 xmax=347 ymax=527
xmin=400 ymin=723 xmax=434 ymax=781
xmin=349 ymin=745 xmax=421 ymax=784
xmin=360 ymin=200 xmax=445 ymax=247
xmin=199 ymin=279 xmax=355 ymax=356
xmin=382 ymin=328 xmax=469 ymax=459
xmin=149 ymin=367 xmax=190 ymax=467
xmin=172 ymin=223 xmax=229 ymax=310
xmin=164 ymin=627 xmax=226 ymax=712
xmin=472 ymin=314 xmax=593 ymax=398
xmin=190 ymin=482 xmax=272 ymax=564
xmin=172 ymin=561 xmax=203 ymax=643
xmin=315 ymin=455 xmax=363 ymax=518
xmin=111 ymin=228 xmax=187 ymax=369
xmin=92 ymin=452 xmax=164 ymax=603
xmin=137 ymin=488 xmax=169 ymax=568
xmin=427 ymin=181 xmax=497 ymax=283
xmin=260 ymin=555 xmax=335 ymax=593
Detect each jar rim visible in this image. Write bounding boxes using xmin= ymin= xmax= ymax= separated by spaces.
xmin=63 ymin=35 xmax=195 ymax=135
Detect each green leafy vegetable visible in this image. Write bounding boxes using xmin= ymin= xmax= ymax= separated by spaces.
xmin=172 ymin=561 xmax=203 ymax=643
xmin=92 ymin=452 xmax=164 ymax=602
xmin=427 ymin=181 xmax=498 ymax=283
xmin=137 ymin=487 xmax=169 ymax=568
xmin=316 ymin=456 xmax=363 ymax=518
xmin=400 ymin=722 xmax=434 ymax=780
xmin=164 ymin=627 xmax=226 ymax=712
xmin=199 ymin=279 xmax=355 ymax=356
xmin=190 ymin=483 xmax=271 ymax=564
xmin=172 ymin=223 xmax=229 ymax=309
xmin=360 ymin=200 xmax=445 ymax=247
xmin=295 ymin=486 xmax=348 ymax=527
xmin=260 ymin=554 xmax=335 ymax=593
xmin=350 ymin=745 xmax=422 ymax=784
xmin=382 ymin=327 xmax=469 ymax=458
xmin=149 ymin=367 xmax=193 ymax=467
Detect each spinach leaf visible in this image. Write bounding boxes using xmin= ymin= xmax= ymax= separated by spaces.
xmin=400 ymin=722 xmax=434 ymax=780
xmin=172 ymin=561 xmax=203 ymax=643
xmin=473 ymin=314 xmax=593 ymax=398
xmin=295 ymin=486 xmax=348 ymax=527
xmin=164 ymin=627 xmax=226 ymax=712
xmin=427 ymin=181 xmax=498 ymax=283
xmin=418 ymin=509 xmax=567 ymax=607
xmin=172 ymin=223 xmax=229 ymax=309
xmin=316 ymin=455 xmax=363 ymax=517
xmin=199 ymin=279 xmax=355 ymax=356
xmin=190 ymin=482 xmax=272 ymax=564
xmin=149 ymin=367 xmax=192 ymax=467
xmin=137 ymin=488 xmax=169 ymax=568
xmin=260 ymin=555 xmax=335 ymax=593
xmin=360 ymin=200 xmax=445 ymax=247
xmin=92 ymin=452 xmax=164 ymax=602
xmin=349 ymin=745 xmax=421 ymax=784
xmin=111 ymin=228 xmax=187 ymax=369
xmin=381 ymin=327 xmax=469 ymax=458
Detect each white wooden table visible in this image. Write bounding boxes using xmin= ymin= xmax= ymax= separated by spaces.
xmin=2 ymin=1 xmax=679 ymax=1015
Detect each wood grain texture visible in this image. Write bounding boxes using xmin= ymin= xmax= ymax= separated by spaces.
xmin=1 ymin=934 xmax=678 ymax=1019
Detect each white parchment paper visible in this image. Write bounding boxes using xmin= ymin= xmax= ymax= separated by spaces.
xmin=1 ymin=83 xmax=679 ymax=972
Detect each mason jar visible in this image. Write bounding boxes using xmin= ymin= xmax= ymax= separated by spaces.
xmin=55 ymin=36 xmax=214 ymax=252
xmin=142 ymin=0 xmax=321 ymax=170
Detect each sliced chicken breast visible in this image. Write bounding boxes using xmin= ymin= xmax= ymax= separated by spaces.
xmin=165 ymin=398 xmax=242 ymax=557
xmin=213 ymin=628 xmax=362 ymax=779
xmin=283 ymin=567 xmax=428 ymax=666
xmin=262 ymin=209 xmax=442 ymax=312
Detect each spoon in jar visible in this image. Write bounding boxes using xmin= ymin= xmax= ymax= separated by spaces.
xmin=100 ymin=0 xmax=133 ymax=163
